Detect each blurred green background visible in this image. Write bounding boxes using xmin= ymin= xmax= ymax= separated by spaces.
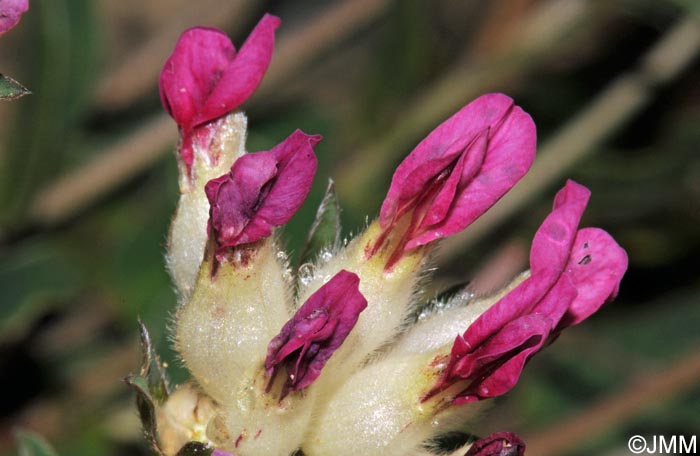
xmin=1 ymin=0 xmax=699 ymax=455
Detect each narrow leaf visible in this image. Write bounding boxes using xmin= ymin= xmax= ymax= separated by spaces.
xmin=15 ymin=429 xmax=59 ymax=456
xmin=0 ymin=74 xmax=30 ymax=101
xmin=124 ymin=375 xmax=164 ymax=455
xmin=299 ymin=179 xmax=341 ymax=266
xmin=137 ymin=319 xmax=171 ymax=403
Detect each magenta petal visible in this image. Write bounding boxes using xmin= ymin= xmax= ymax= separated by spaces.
xmin=195 ymin=14 xmax=280 ymax=126
xmin=381 ymin=94 xmax=518 ymax=229
xmin=205 ymin=130 xmax=320 ymax=252
xmin=529 ymin=180 xmax=590 ymax=277
xmin=212 ymin=450 xmax=237 ymax=456
xmin=451 ymin=315 xmax=550 ymax=403
xmin=464 ymin=432 xmax=526 ymax=456
xmin=159 ymin=27 xmax=236 ymax=130
xmin=379 ymin=93 xmax=536 ymax=250
xmin=234 ymin=130 xmax=321 ymax=245
xmin=559 ymin=227 xmax=628 ymax=328
xmin=159 ymin=15 xmax=280 ymax=132
xmin=205 ymin=152 xmax=278 ymax=250
xmin=265 ymin=270 xmax=367 ymax=394
xmin=0 ymin=0 xmax=28 ymax=35
xmin=408 ymin=102 xmax=536 ymax=249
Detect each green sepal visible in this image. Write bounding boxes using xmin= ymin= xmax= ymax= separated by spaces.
xmin=176 ymin=442 xmax=215 ymax=456
xmin=299 ymin=179 xmax=342 ymax=267
xmin=125 ymin=320 xmax=171 ymax=455
xmin=124 ymin=374 xmax=164 ymax=455
xmin=0 ymin=74 xmax=30 ymax=101
xmin=14 ymin=429 xmax=59 ymax=456
xmin=137 ymin=319 xmax=171 ymax=404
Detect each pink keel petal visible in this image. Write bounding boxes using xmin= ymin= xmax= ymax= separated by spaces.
xmin=439 ymin=314 xmax=550 ymax=404
xmin=205 ymin=130 xmax=320 ymax=253
xmin=265 ymin=270 xmax=367 ymax=395
xmin=464 ymin=432 xmax=526 ymax=456
xmin=0 ymin=0 xmax=28 ymax=35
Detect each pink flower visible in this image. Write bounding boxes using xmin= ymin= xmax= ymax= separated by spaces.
xmin=0 ymin=0 xmax=28 ymax=35
xmin=212 ymin=450 xmax=236 ymax=456
xmin=465 ymin=432 xmax=526 ymax=456
xmin=205 ymin=130 xmax=321 ymax=258
xmin=265 ymin=270 xmax=367 ymax=397
xmin=376 ymin=94 xmax=536 ymax=260
xmin=159 ymin=14 xmax=280 ymax=168
xmin=426 ymin=181 xmax=627 ymax=404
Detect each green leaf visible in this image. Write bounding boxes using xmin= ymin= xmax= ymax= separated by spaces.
xmin=14 ymin=429 xmax=59 ymax=456
xmin=0 ymin=74 xmax=30 ymax=101
xmin=137 ymin=319 xmax=171 ymax=404
xmin=299 ymin=179 xmax=342 ymax=267
xmin=124 ymin=375 xmax=164 ymax=455
xmin=175 ymin=442 xmax=214 ymax=456
xmin=125 ymin=320 xmax=172 ymax=454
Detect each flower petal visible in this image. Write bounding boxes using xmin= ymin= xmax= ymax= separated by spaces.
xmin=159 ymin=27 xmax=236 ymax=130
xmin=0 ymin=0 xmax=28 ymax=35
xmin=440 ymin=314 xmax=551 ymax=404
xmin=205 ymin=130 xmax=320 ymax=253
xmin=464 ymin=432 xmax=526 ymax=456
xmin=408 ymin=100 xmax=536 ymax=249
xmin=266 ymin=270 xmax=367 ymax=395
xmin=159 ymin=14 xmax=280 ymax=133
xmin=558 ymin=227 xmax=628 ymax=328
xmin=530 ymin=180 xmax=590 ymax=277
xmin=195 ymin=14 xmax=280 ymax=126
xmin=379 ymin=93 xmax=536 ymax=250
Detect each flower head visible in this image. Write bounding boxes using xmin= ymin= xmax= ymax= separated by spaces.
xmin=266 ymin=270 xmax=367 ymax=397
xmin=205 ymin=130 xmax=321 ymax=258
xmin=0 ymin=0 xmax=28 ymax=35
xmin=159 ymin=15 xmax=280 ymax=168
xmin=377 ymin=93 xmax=536 ymax=256
xmin=426 ymin=181 xmax=628 ymax=404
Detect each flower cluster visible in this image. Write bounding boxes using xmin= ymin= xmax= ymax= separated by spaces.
xmin=130 ymin=14 xmax=627 ymax=456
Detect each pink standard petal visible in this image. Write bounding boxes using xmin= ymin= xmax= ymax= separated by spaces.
xmin=558 ymin=227 xmax=628 ymax=328
xmin=530 ymin=180 xmax=590 ymax=276
xmin=234 ymin=130 xmax=321 ymax=245
xmin=380 ymin=94 xmax=517 ymax=227
xmin=379 ymin=93 xmax=536 ymax=250
xmin=159 ymin=27 xmax=236 ymax=130
xmin=0 ymin=0 xmax=28 ymax=35
xmin=194 ymin=14 xmax=280 ymax=126
xmin=408 ymin=102 xmax=536 ymax=249
xmin=464 ymin=432 xmax=526 ymax=456
xmin=265 ymin=270 xmax=367 ymax=395
xmin=205 ymin=130 xmax=320 ymax=252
